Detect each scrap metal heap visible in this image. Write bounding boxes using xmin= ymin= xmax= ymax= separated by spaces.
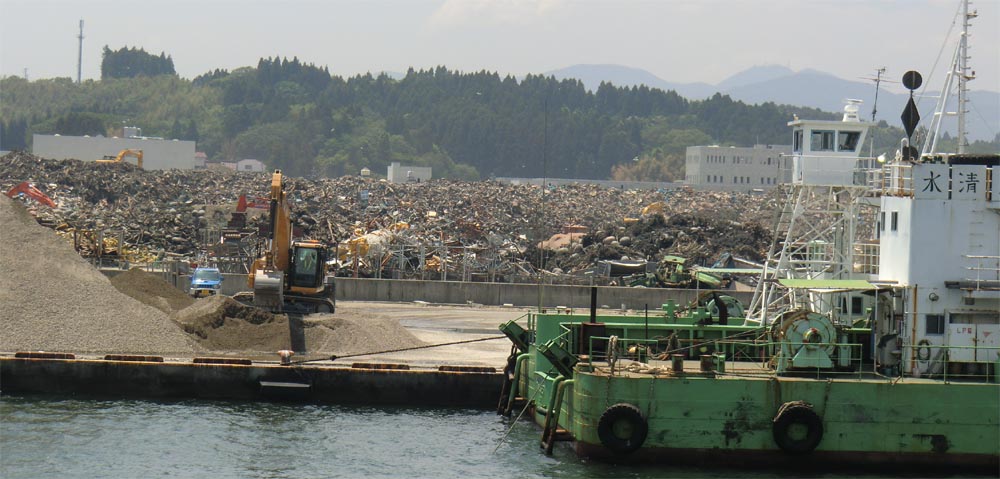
xmin=1 ymin=151 xmax=778 ymax=283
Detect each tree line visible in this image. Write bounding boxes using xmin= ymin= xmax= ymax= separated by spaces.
xmin=6 ymin=49 xmax=981 ymax=180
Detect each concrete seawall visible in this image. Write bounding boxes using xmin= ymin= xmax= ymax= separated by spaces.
xmin=104 ymin=269 xmax=752 ymax=310
xmin=334 ymin=278 xmax=753 ymax=309
xmin=1 ymin=357 xmax=501 ymax=407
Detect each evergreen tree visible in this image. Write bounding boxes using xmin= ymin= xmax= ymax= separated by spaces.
xmin=101 ymin=45 xmax=176 ymax=79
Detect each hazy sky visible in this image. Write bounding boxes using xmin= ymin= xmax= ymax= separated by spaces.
xmin=1 ymin=0 xmax=997 ymax=94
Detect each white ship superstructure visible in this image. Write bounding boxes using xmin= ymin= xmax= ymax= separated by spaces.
xmin=878 ymin=152 xmax=999 ymax=375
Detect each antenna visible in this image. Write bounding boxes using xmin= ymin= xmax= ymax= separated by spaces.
xmin=859 ymin=67 xmax=899 ymax=158
xmin=77 ymin=19 xmax=84 ymax=84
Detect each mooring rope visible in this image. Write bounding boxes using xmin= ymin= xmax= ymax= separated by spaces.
xmin=289 ymin=335 xmax=508 ymax=365
xmin=493 ymin=370 xmax=550 ymax=454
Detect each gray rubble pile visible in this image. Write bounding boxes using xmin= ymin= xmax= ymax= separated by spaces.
xmin=0 ymin=197 xmax=201 ymax=354
xmin=2 ymin=151 xmax=777 ymax=281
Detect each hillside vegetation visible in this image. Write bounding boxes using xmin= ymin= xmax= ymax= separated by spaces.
xmin=4 ymin=48 xmax=946 ymax=180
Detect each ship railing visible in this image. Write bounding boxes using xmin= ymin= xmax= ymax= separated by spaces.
xmin=963 ymin=255 xmax=1000 ymax=291
xmin=581 ymin=335 xmax=871 ymax=378
xmin=777 ymin=156 xmax=882 ymax=189
xmin=858 ymin=164 xmax=886 ymax=194
xmin=881 ymin=163 xmax=914 ymax=197
xmin=582 ymin=336 xmax=661 ymax=373
xmin=899 ymin=344 xmax=1000 ymax=383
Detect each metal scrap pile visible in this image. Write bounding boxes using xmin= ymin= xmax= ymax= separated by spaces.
xmin=1 ymin=151 xmax=778 ymax=283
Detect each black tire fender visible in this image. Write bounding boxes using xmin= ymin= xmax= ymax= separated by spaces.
xmin=597 ymin=403 xmax=648 ymax=454
xmin=772 ymin=401 xmax=823 ymax=454
xmin=916 ymin=339 xmax=932 ymax=361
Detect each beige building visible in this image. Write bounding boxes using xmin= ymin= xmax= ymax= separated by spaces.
xmin=684 ymin=144 xmax=792 ymax=191
xmin=387 ymin=162 xmax=432 ymax=183
xmin=33 ymin=133 xmax=196 ymax=170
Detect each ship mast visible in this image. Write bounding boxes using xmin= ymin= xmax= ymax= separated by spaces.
xmin=956 ymin=0 xmax=974 ymax=153
xmin=922 ymin=0 xmax=976 ymax=156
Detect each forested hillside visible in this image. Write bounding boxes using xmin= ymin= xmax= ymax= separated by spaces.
xmin=3 ymin=53 xmax=941 ymax=180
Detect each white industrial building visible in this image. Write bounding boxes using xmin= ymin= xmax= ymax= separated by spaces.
xmin=387 ymin=162 xmax=432 ymax=183
xmin=236 ymin=159 xmax=266 ymax=172
xmin=32 ymin=130 xmax=196 ymax=170
xmin=685 ymin=144 xmax=792 ymax=191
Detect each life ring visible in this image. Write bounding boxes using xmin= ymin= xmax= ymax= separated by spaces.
xmin=772 ymin=401 xmax=823 ymax=454
xmin=916 ymin=339 xmax=932 ymax=361
xmin=597 ymin=403 xmax=648 ymax=454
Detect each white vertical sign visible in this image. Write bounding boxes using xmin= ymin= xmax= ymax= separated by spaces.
xmin=912 ymin=164 xmax=949 ymax=200
xmin=952 ymin=165 xmax=986 ymax=200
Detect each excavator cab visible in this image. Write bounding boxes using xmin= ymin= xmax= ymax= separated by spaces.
xmin=289 ymin=242 xmax=327 ymax=290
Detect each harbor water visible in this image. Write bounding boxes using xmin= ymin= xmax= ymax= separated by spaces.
xmin=0 ymin=395 xmax=987 ymax=478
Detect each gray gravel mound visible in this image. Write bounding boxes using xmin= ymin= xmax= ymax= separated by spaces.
xmin=0 ymin=198 xmax=200 ymax=355
xmin=170 ymin=295 xmax=425 ymax=355
xmin=110 ymin=267 xmax=195 ymax=314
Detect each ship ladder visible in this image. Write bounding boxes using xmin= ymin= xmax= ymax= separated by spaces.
xmin=540 ymin=378 xmax=575 ymax=454
xmin=499 ymin=352 xmax=530 ymax=417
xmin=496 ymin=347 xmax=519 ymax=415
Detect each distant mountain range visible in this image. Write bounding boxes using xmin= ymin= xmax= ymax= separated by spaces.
xmin=546 ymin=64 xmax=999 ymax=142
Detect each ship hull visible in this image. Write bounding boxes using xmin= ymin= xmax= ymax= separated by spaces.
xmin=557 ymin=369 xmax=999 ymax=471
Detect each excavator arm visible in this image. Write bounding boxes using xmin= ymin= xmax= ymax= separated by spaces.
xmin=5 ymin=181 xmax=56 ymax=208
xmin=244 ymin=170 xmax=334 ymax=313
xmin=96 ymin=149 xmax=143 ymax=168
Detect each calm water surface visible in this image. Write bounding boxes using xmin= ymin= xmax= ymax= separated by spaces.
xmin=0 ymin=395 xmax=981 ymax=479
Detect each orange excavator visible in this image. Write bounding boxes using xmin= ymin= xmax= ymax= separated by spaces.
xmin=96 ymin=149 xmax=143 ymax=168
xmin=239 ymin=170 xmax=335 ymax=313
xmin=5 ymin=182 xmax=56 ymax=208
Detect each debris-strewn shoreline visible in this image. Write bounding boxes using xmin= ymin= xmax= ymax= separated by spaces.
xmin=1 ymin=151 xmax=777 ymax=279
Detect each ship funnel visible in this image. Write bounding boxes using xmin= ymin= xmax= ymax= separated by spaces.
xmin=843 ymin=99 xmax=863 ymax=122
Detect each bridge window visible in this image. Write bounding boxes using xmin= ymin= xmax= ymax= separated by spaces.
xmin=838 ymin=131 xmax=861 ymax=152
xmin=793 ymin=130 xmax=803 ymax=152
xmin=811 ymin=130 xmax=835 ymax=151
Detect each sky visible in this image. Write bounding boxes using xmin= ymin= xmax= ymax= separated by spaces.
xmin=1 ymin=0 xmax=997 ymax=95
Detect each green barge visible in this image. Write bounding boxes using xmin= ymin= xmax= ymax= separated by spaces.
xmin=499 ymin=306 xmax=998 ymax=471
xmin=496 ymin=27 xmax=1000 ymax=470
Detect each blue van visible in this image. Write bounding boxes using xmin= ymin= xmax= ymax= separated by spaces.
xmin=189 ymin=267 xmax=223 ymax=297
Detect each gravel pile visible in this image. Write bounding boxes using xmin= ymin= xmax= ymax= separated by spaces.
xmin=300 ymin=313 xmax=427 ymax=357
xmin=171 ymin=295 xmax=425 ymax=355
xmin=0 ymin=197 xmax=200 ymax=354
xmin=110 ymin=268 xmax=194 ymax=314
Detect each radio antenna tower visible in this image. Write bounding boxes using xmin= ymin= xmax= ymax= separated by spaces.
xmin=77 ymin=20 xmax=84 ymax=84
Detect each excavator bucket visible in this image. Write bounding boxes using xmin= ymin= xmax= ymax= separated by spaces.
xmin=253 ymin=270 xmax=284 ymax=312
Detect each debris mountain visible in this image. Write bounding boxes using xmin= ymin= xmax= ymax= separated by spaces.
xmin=1 ymin=152 xmax=776 ymax=279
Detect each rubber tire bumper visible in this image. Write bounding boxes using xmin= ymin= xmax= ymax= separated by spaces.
xmin=773 ymin=404 xmax=823 ymax=454
xmin=597 ymin=403 xmax=648 ymax=454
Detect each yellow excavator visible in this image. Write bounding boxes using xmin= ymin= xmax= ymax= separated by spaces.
xmin=96 ymin=149 xmax=144 ymax=168
xmin=241 ymin=170 xmax=335 ymax=313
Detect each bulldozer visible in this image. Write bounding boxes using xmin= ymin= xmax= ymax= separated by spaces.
xmin=236 ymin=170 xmax=335 ymax=313
xmin=96 ymin=149 xmax=143 ymax=168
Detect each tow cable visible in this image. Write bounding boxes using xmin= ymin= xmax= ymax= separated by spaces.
xmin=288 ymin=335 xmax=508 ymax=365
